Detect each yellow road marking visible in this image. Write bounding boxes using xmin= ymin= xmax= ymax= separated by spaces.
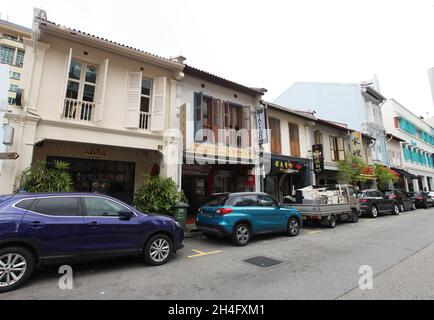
xmin=306 ymin=230 xmax=322 ymax=235
xmin=188 ymin=249 xmax=223 ymax=259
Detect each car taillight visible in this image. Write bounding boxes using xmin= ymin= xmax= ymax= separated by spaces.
xmin=216 ymin=208 xmax=233 ymax=215
xmin=359 ymin=199 xmax=369 ymax=204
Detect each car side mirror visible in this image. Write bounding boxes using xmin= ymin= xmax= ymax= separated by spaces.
xmin=119 ymin=210 xmax=134 ymax=220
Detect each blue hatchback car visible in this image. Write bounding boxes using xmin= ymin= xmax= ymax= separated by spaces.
xmin=0 ymin=193 xmax=184 ymax=293
xmin=196 ymin=192 xmax=302 ymax=246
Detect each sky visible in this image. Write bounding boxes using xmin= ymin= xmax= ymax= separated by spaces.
xmin=2 ymin=0 xmax=434 ymax=117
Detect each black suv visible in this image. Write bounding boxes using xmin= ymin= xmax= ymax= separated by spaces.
xmin=359 ymin=190 xmax=400 ymax=218
xmin=382 ymin=189 xmax=416 ymax=212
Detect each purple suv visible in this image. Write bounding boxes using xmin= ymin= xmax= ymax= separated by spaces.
xmin=0 ymin=192 xmax=184 ymax=293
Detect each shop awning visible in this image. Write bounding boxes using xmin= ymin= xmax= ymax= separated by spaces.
xmin=391 ymin=168 xmax=418 ymax=179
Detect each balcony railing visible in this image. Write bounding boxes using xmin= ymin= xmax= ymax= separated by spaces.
xmin=139 ymin=112 xmax=151 ymax=131
xmin=63 ymin=98 xmax=95 ymax=123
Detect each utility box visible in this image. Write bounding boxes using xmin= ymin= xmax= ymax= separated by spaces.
xmin=174 ymin=202 xmax=189 ymax=230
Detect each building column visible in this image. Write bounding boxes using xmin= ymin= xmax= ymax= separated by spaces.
xmin=422 ymin=176 xmax=429 ymax=192
xmin=429 ymin=177 xmax=434 ymax=192
xmin=404 ymin=178 xmax=410 ymax=192
xmin=412 ymin=179 xmax=420 ymax=192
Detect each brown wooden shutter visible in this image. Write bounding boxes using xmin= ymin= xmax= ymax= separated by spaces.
xmin=288 ymin=123 xmax=300 ymax=157
xmin=269 ymin=118 xmax=281 ymax=154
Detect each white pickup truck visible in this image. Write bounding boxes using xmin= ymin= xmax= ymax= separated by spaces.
xmin=283 ymin=185 xmax=361 ymax=228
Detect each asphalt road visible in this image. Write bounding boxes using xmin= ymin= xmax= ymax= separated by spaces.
xmin=2 ymin=207 xmax=434 ymax=300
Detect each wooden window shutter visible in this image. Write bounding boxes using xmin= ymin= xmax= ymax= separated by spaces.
xmin=194 ymin=92 xmax=204 ymax=142
xmin=61 ymin=48 xmax=73 ymax=116
xmin=330 ymin=136 xmax=336 ymax=161
xmin=150 ymin=77 xmax=167 ymax=131
xmin=124 ymin=71 xmax=142 ymax=128
xmin=338 ymin=137 xmax=345 ymax=160
xmin=289 ymin=123 xmax=300 ymax=157
xmin=242 ymin=106 xmax=251 ymax=147
xmin=213 ymin=99 xmax=223 ymax=144
xmin=94 ymin=59 xmax=109 ymax=122
xmin=269 ymin=118 xmax=281 ymax=154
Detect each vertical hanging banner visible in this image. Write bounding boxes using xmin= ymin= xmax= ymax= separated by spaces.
xmin=350 ymin=132 xmax=363 ymax=158
xmin=312 ymin=144 xmax=324 ymax=175
xmin=255 ymin=107 xmax=268 ymax=145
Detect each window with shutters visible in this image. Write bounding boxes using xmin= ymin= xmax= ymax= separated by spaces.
xmin=314 ymin=130 xmax=323 ymax=145
xmin=269 ymin=117 xmax=281 ymax=154
xmin=330 ymin=136 xmax=345 ymax=161
xmin=63 ymin=60 xmax=98 ymax=122
xmin=139 ymin=78 xmax=152 ymax=130
xmin=193 ymin=93 xmax=251 ymax=147
xmin=288 ymin=122 xmax=300 ymax=157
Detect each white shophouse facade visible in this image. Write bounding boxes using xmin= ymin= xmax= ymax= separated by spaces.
xmin=382 ymin=99 xmax=434 ymax=192
xmin=0 ymin=10 xmax=185 ymax=203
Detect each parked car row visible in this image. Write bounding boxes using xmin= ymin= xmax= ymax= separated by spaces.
xmin=0 ymin=188 xmax=431 ymax=293
xmin=358 ymin=189 xmax=434 ymax=218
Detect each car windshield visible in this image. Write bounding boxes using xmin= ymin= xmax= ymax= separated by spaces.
xmin=383 ymin=191 xmax=393 ymax=196
xmin=204 ymin=194 xmax=229 ymax=207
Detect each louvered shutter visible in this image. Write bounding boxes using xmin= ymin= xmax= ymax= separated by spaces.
xmin=60 ymin=48 xmax=73 ymax=115
xmin=124 ymin=71 xmax=142 ymax=128
xmin=194 ymin=92 xmax=203 ymax=142
xmin=150 ymin=77 xmax=167 ymax=132
xmin=213 ymin=99 xmax=223 ymax=144
xmin=94 ymin=59 xmax=109 ymax=122
xmin=242 ymin=106 xmax=251 ymax=147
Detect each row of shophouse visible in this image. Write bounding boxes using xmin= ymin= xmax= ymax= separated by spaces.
xmin=1 ymin=9 xmax=434 ymax=221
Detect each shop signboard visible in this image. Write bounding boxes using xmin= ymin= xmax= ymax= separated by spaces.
xmin=350 ymin=132 xmax=363 ymax=158
xmin=255 ymin=107 xmax=268 ymax=145
xmin=273 ymin=159 xmax=305 ymax=174
xmin=312 ymin=144 xmax=324 ymax=175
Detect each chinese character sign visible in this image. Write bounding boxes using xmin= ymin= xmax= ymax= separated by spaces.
xmin=350 ymin=132 xmax=363 ymax=159
xmin=312 ymin=144 xmax=324 ymax=175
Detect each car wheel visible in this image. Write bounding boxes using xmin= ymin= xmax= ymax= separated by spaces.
xmin=371 ymin=206 xmax=379 ymax=218
xmin=232 ymin=223 xmax=251 ymax=246
xmin=350 ymin=210 xmax=359 ymax=223
xmin=144 ymin=234 xmax=173 ymax=266
xmin=287 ymin=218 xmax=300 ymax=237
xmin=399 ymin=203 xmax=405 ymax=212
xmin=0 ymin=247 xmax=34 ymax=293
xmin=393 ymin=204 xmax=400 ymax=215
xmin=424 ymin=201 xmax=429 ymax=209
xmin=328 ymin=215 xmax=337 ymax=229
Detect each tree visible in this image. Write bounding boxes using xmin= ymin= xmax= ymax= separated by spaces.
xmin=375 ymin=164 xmax=399 ymax=190
xmin=338 ymin=155 xmax=374 ymax=185
xmin=133 ymin=176 xmax=187 ymax=216
xmin=19 ymin=161 xmax=73 ymax=193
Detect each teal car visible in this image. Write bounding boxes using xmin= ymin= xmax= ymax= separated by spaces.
xmin=196 ymin=192 xmax=302 ymax=246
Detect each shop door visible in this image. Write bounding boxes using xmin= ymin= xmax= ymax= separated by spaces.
xmin=47 ymin=157 xmax=135 ymax=204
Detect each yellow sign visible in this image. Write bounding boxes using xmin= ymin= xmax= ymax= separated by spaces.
xmin=350 ymin=132 xmax=363 ymax=158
